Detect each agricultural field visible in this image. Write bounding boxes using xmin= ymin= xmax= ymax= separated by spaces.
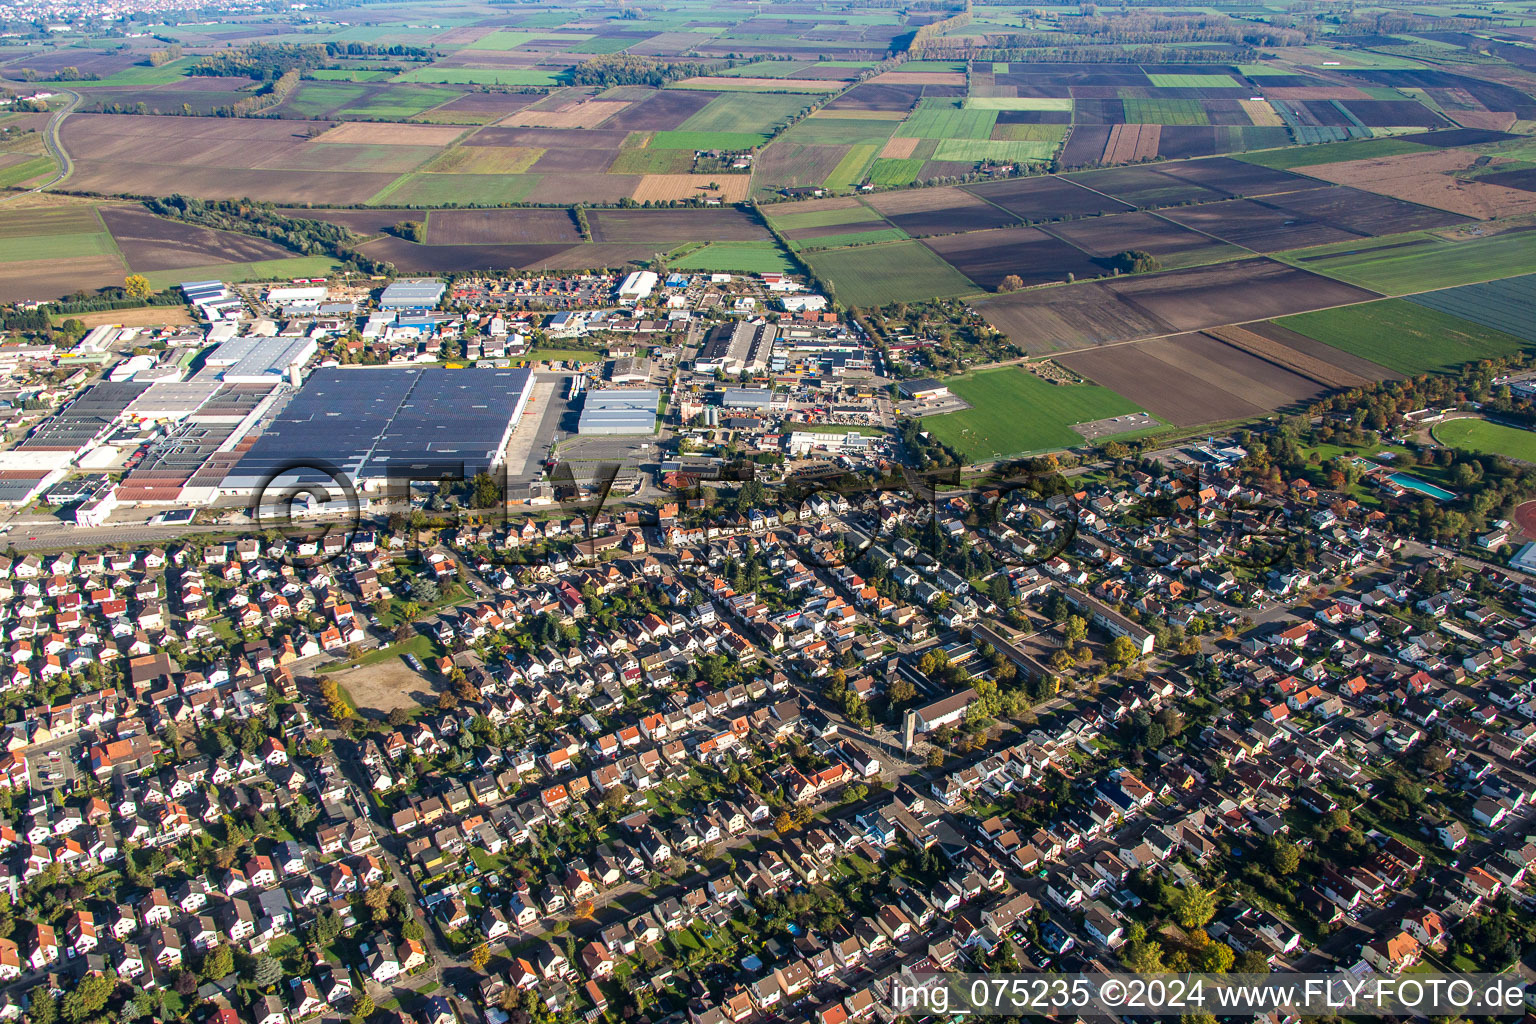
xmin=1281 ymin=229 xmax=1536 ymax=293
xmin=668 ymin=241 xmax=795 ymax=274
xmin=921 ymin=367 xmax=1148 ymax=460
xmin=804 ymin=240 xmax=978 ymax=307
xmin=1433 ymin=419 xmax=1536 ymax=463
xmin=1405 ymin=274 xmax=1536 ymax=343
xmin=1277 ymin=299 xmax=1531 ymax=375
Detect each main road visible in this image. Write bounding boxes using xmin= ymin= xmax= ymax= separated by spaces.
xmin=1 ymin=88 xmax=79 ymax=202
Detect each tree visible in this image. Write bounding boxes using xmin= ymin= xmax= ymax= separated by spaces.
xmin=774 ymin=811 xmax=795 ymax=835
xmin=353 ymin=993 xmax=375 ymax=1022
xmin=1113 ymin=250 xmax=1161 ymax=275
xmin=997 ymin=274 xmax=1024 ymax=293
xmin=1062 ymin=614 xmax=1088 ymax=645
xmin=1107 ymin=635 xmax=1140 ymax=667
xmin=249 ymin=952 xmax=283 ymax=990
xmin=1121 ymin=937 xmax=1165 ymax=973
xmin=61 ymin=975 xmax=114 ymax=1024
xmin=1199 ymin=942 xmax=1235 ymax=973
xmin=1266 ymin=838 xmax=1301 ymax=876
xmin=27 ymin=987 xmax=58 ymax=1024
xmin=1235 ymin=949 xmax=1272 ymax=974
xmin=1173 ymin=882 xmax=1217 ymax=929
xmin=471 ymin=944 xmax=491 ymax=971
xmin=124 ymin=273 xmax=152 ymax=300
xmin=201 ymin=942 xmax=234 ymax=981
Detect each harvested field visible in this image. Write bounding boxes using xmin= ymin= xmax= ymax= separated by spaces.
xmin=425 ymin=209 xmax=580 ymax=245
xmin=501 ymin=100 xmax=631 ymax=128
xmin=1066 ymin=164 xmax=1226 ymax=207
xmin=1159 ymin=192 xmax=1367 ymax=251
xmin=1394 ymin=128 xmax=1519 ymax=147
xmin=825 ymin=83 xmax=924 ymax=112
xmin=1240 ymin=99 xmax=1285 ymax=126
xmin=752 ymin=142 xmax=850 ymax=193
xmin=1447 ymin=110 xmax=1518 ymax=131
xmin=525 ymin=173 xmax=640 ymax=205
xmin=101 ymin=205 xmax=295 ymax=272
xmin=880 ymin=136 xmax=921 ymax=159
xmin=1340 ymin=99 xmax=1448 ymax=128
xmin=314 ymin=121 xmax=465 ymax=146
xmin=1043 ymin=211 xmax=1244 ymax=268
xmin=964 ymin=175 xmax=1133 ymax=222
xmin=1155 ymin=126 xmax=1292 ymax=160
xmin=357 ymin=237 xmax=571 ymax=271
xmin=631 ymin=175 xmax=751 ymax=203
xmin=421 ymin=145 xmax=543 ymax=174
xmin=1478 ymin=168 xmax=1536 ymax=192
xmin=587 ymin=208 xmax=768 ymax=243
xmin=976 ymin=281 xmax=1173 ymax=353
xmin=1150 ymin=156 xmax=1316 ymax=198
xmin=523 ymin=244 xmax=658 ymax=271
xmin=465 ymin=126 xmax=630 ymax=150
xmin=1264 ymin=185 xmax=1469 ymax=236
xmin=1060 ymin=332 xmax=1328 ymax=424
xmin=275 ymin=208 xmax=416 ymax=235
xmin=1205 ymin=324 xmax=1375 ymax=388
xmin=0 ymin=255 xmax=127 ymax=304
xmin=1241 ymin=319 xmax=1397 ymax=381
xmin=864 ymin=186 xmax=1020 ymax=236
xmin=601 ymin=90 xmax=718 ymax=131
xmin=59 ymin=306 xmax=195 ymax=329
xmin=764 ymin=196 xmax=873 ymax=226
xmin=1105 ymin=258 xmax=1379 ymax=333
xmin=924 ymin=226 xmax=1105 ymax=290
xmin=529 ymin=146 xmax=628 ymax=174
xmin=872 ymin=71 xmax=966 ymax=85
xmin=1300 ymin=149 xmax=1536 ymax=219
xmin=1265 ymin=86 xmax=1372 ymax=101
xmin=1102 ymin=123 xmax=1161 ymax=163
xmin=429 ymin=92 xmax=542 ymax=120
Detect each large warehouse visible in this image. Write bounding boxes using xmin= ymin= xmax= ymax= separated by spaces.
xmin=221 ymin=366 xmax=533 ymax=494
xmin=577 ymin=389 xmax=659 ymax=435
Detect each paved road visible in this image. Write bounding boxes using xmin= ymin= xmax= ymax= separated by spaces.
xmin=1 ymin=89 xmax=78 ymax=201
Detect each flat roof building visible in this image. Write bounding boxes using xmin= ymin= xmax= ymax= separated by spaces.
xmin=577 ymin=389 xmax=659 ymax=436
xmin=222 ymin=366 xmax=533 ymax=494
xmin=899 ymin=378 xmax=950 ymax=401
xmin=721 ymin=387 xmax=789 ymax=412
xmin=380 ymin=279 xmax=445 ymax=311
xmin=198 ymin=335 xmax=316 ymax=385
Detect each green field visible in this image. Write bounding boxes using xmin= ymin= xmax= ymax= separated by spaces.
xmin=306 ymin=68 xmax=392 ymax=81
xmin=767 ymin=204 xmax=885 ymax=231
xmin=1122 ymin=98 xmax=1209 ymax=125
xmin=1281 ymin=230 xmax=1536 ymax=293
xmin=867 ymin=157 xmax=924 ymax=186
xmin=394 ymin=67 xmax=564 ymax=86
xmin=964 ymin=97 xmax=1073 ymax=111
xmin=282 ymin=82 xmax=369 ymax=118
xmin=921 ymin=367 xmax=1146 ymax=460
xmin=670 ymin=241 xmax=795 ymax=274
xmin=368 ymin=172 xmax=542 ymax=205
xmin=650 ymin=130 xmax=770 ymax=151
xmin=679 ymin=93 xmax=812 ymax=136
xmin=1147 ymin=73 xmax=1243 ymax=88
xmin=44 ymin=56 xmax=200 ymax=88
xmin=1277 ymin=299 xmax=1531 ymax=375
xmin=790 ymin=227 xmax=908 ymax=250
xmin=1236 ymin=136 xmax=1427 ymax=168
xmin=896 ymin=98 xmax=997 ymax=140
xmin=0 ymin=207 xmax=114 ymax=262
xmin=1433 ymin=419 xmax=1536 ymax=463
xmin=804 ymin=240 xmax=977 ymax=307
xmin=142 ymin=257 xmax=339 ymax=290
xmin=465 ymin=30 xmax=563 ymax=49
xmin=824 ymin=144 xmax=879 ymax=189
xmin=675 ymin=78 xmax=837 ymax=92
xmin=334 ymin=84 xmax=460 ymax=119
xmin=0 ymin=156 xmax=55 ymax=189
xmin=932 ymin=138 xmax=1058 ymax=162
xmin=607 ymin=145 xmax=695 ymax=174
xmin=782 ymin=118 xmax=897 ymax=145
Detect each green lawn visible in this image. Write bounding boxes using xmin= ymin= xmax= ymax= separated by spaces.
xmin=1280 ymin=230 xmax=1536 ymax=293
xmin=1276 ymin=299 xmax=1531 ymax=375
xmin=804 ymin=239 xmax=977 ymax=307
xmin=921 ymin=366 xmax=1146 ymax=460
xmin=1432 ymin=419 xmax=1536 ymax=463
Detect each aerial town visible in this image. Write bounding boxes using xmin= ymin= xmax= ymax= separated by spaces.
xmin=0 ymin=246 xmax=1527 ymax=1024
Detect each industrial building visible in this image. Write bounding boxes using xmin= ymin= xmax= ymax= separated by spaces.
xmin=577 ymin=389 xmax=659 ymax=435
xmin=697 ymin=322 xmax=776 ymax=375
xmin=720 ymin=387 xmax=789 ymax=413
xmin=379 ymin=279 xmax=446 ymax=311
xmin=899 ymin=378 xmax=950 ymax=401
xmin=198 ymin=335 xmax=317 ymax=385
xmin=221 ymin=366 xmax=533 ymax=494
xmin=615 ymin=271 xmax=658 ymax=305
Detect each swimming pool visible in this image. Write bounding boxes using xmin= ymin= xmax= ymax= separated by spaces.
xmin=1388 ymin=472 xmax=1456 ymax=501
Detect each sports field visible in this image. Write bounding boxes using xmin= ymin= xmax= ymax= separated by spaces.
xmin=1276 ymin=299 xmax=1530 ymax=375
xmin=921 ymin=367 xmax=1147 ymax=460
xmin=1282 ymin=230 xmax=1536 ymax=293
xmin=804 ymin=240 xmax=978 ymax=307
xmin=1433 ymin=419 xmax=1536 ymax=463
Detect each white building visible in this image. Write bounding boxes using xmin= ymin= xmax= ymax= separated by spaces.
xmin=616 ymin=271 xmax=659 ymax=305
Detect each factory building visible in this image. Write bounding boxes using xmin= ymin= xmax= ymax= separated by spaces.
xmin=577 ymin=389 xmax=660 ymax=435
xmin=379 ymin=279 xmax=446 ymax=311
